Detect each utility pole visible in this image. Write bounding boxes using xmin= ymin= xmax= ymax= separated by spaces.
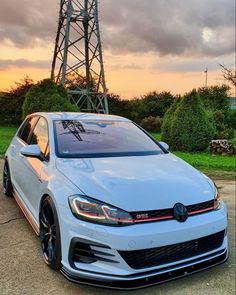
xmin=204 ymin=67 xmax=208 ymax=87
xmin=51 ymin=0 xmax=109 ymax=114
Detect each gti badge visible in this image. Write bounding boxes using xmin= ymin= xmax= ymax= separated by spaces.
xmin=173 ymin=203 xmax=188 ymax=222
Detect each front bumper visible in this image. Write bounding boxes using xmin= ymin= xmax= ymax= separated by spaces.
xmin=58 ymin=202 xmax=228 ymax=289
xmin=61 ymin=248 xmax=228 ymax=290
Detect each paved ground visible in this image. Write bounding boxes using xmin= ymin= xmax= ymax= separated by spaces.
xmin=0 ymin=159 xmax=235 ymax=295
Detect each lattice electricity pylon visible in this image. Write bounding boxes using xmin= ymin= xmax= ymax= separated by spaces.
xmin=51 ymin=0 xmax=109 ymax=114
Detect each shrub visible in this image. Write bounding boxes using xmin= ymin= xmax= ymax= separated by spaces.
xmin=197 ymin=85 xmax=234 ymax=139
xmin=162 ymin=90 xmax=215 ymax=152
xmin=140 ymin=116 xmax=162 ymax=133
xmin=0 ymin=77 xmax=34 ymax=126
xmin=161 ymin=99 xmax=180 ymax=147
xmin=127 ymin=98 xmax=149 ymax=123
xmin=108 ymin=93 xmax=127 ymax=117
xmin=23 ymin=79 xmax=78 ymax=118
xmin=108 ymin=91 xmax=175 ymax=124
xmin=213 ymin=110 xmax=234 ymax=139
xmin=0 ymin=93 xmax=19 ymax=126
xmin=141 ymin=91 xmax=175 ymax=118
xmin=198 ymin=85 xmax=230 ymax=111
xmin=227 ymin=110 xmax=236 ymax=130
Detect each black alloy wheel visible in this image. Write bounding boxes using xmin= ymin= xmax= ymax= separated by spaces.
xmin=3 ymin=160 xmax=13 ymax=197
xmin=40 ymin=196 xmax=62 ymax=270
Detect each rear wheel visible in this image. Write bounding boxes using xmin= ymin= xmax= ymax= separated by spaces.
xmin=3 ymin=160 xmax=13 ymax=197
xmin=39 ymin=196 xmax=62 ymax=270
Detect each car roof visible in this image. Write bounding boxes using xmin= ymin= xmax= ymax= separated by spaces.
xmin=29 ymin=112 xmax=130 ymax=122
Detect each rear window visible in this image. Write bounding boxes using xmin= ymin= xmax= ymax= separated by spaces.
xmin=54 ymin=120 xmax=164 ymax=158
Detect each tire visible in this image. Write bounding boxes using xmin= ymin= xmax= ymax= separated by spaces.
xmin=39 ymin=196 xmax=62 ymax=270
xmin=3 ymin=160 xmax=13 ymax=197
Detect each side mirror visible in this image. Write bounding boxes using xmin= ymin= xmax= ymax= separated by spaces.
xmin=20 ymin=145 xmax=42 ymax=160
xmin=159 ymin=141 xmax=169 ymax=151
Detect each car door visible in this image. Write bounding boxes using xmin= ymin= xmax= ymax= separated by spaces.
xmin=10 ymin=116 xmax=39 ymax=199
xmin=18 ymin=116 xmax=50 ymax=220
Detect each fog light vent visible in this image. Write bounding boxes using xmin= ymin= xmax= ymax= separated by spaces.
xmin=69 ymin=238 xmax=119 ymax=267
xmin=74 ymin=242 xmax=96 ymax=264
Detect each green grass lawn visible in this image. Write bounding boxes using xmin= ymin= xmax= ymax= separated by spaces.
xmin=0 ymin=127 xmax=235 ymax=173
xmin=173 ymin=152 xmax=235 ymax=172
xmin=0 ymin=127 xmax=17 ymax=155
xmin=151 ymin=133 xmax=235 ymax=173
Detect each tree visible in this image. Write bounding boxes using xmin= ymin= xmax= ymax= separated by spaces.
xmin=9 ymin=76 xmax=34 ymax=97
xmin=220 ymin=64 xmax=236 ymax=87
xmin=0 ymin=77 xmax=34 ymax=126
xmin=64 ymin=73 xmax=97 ymax=91
xmin=197 ymin=85 xmax=234 ymax=139
xmin=161 ymin=99 xmax=180 ymax=147
xmin=140 ymin=116 xmax=162 ymax=133
xmin=107 ymin=93 xmax=132 ymax=119
xmin=162 ymin=90 xmax=215 ymax=152
xmin=23 ymin=79 xmax=78 ymax=118
xmin=213 ymin=110 xmax=234 ymax=139
xmin=198 ymin=85 xmax=230 ymax=111
xmin=142 ymin=91 xmax=175 ymax=118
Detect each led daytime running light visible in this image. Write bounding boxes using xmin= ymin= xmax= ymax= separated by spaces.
xmin=214 ymin=192 xmax=221 ymax=210
xmin=69 ymin=195 xmax=134 ymax=226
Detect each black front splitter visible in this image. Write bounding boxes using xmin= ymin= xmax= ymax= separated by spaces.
xmin=61 ymin=251 xmax=228 ymax=290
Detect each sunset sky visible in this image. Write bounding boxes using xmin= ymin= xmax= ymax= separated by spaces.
xmin=0 ymin=0 xmax=235 ymax=98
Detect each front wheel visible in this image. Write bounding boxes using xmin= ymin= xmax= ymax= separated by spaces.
xmin=3 ymin=160 xmax=13 ymax=197
xmin=39 ymin=196 xmax=62 ymax=270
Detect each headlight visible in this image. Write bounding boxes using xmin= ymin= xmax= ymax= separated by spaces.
xmin=68 ymin=195 xmax=134 ymax=226
xmin=214 ymin=186 xmax=222 ymax=210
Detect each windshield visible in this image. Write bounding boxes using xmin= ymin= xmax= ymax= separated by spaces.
xmin=54 ymin=120 xmax=165 ymax=158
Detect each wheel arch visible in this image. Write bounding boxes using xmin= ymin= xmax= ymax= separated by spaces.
xmin=38 ymin=192 xmax=61 ymax=225
xmin=39 ymin=194 xmax=49 ymax=212
xmin=39 ymin=193 xmax=62 ymax=270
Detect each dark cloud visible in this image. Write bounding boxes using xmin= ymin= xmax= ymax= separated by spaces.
xmin=0 ymin=1 xmax=56 ymax=47
xmin=0 ymin=59 xmax=50 ymax=70
xmin=0 ymin=0 xmax=234 ymax=57
xmin=101 ymin=0 xmax=235 ymax=57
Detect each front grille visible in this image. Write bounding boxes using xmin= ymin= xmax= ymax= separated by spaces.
xmin=130 ymin=199 xmax=215 ymax=222
xmin=118 ymin=230 xmax=225 ymax=269
xmin=188 ymin=200 xmax=214 ymax=213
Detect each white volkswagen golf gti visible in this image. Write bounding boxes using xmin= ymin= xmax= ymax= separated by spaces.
xmin=3 ymin=112 xmax=228 ymax=289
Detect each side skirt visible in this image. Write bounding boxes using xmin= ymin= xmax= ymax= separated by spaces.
xmin=13 ymin=189 xmax=40 ymax=236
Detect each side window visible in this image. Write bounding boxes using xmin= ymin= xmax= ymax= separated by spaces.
xmin=18 ymin=116 xmax=39 ymax=143
xmin=29 ymin=117 xmax=50 ymax=160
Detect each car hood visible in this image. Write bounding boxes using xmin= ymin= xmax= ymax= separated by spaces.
xmin=56 ymin=154 xmax=215 ymax=212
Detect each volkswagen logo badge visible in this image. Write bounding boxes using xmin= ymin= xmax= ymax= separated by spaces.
xmin=173 ymin=203 xmax=188 ymax=222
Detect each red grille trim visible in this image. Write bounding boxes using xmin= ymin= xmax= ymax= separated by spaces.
xmin=131 ymin=200 xmax=215 ymax=223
